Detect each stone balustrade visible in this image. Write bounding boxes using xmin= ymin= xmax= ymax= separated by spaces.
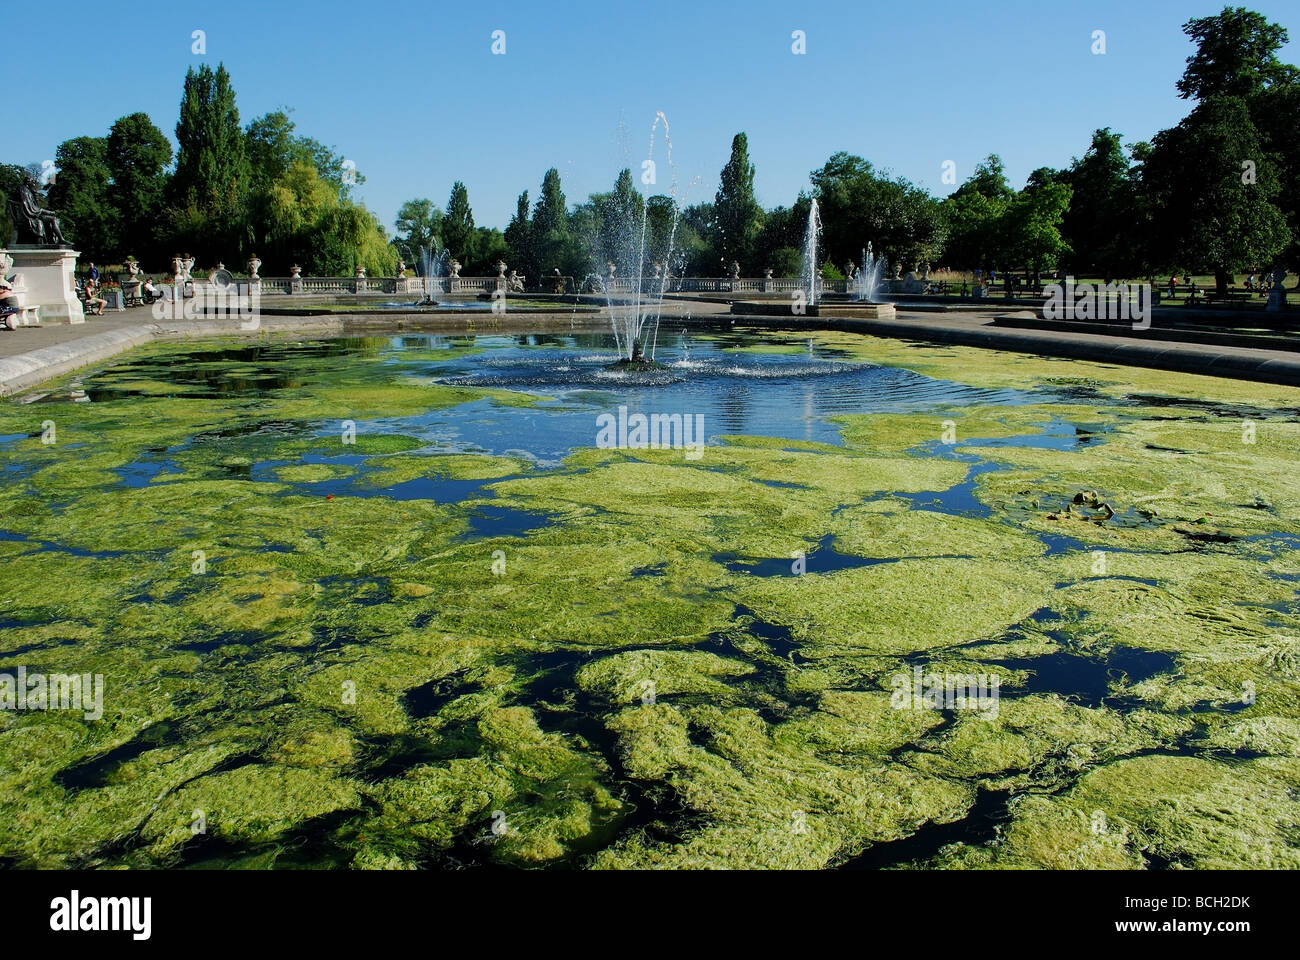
xmin=168 ymin=275 xmax=865 ymax=297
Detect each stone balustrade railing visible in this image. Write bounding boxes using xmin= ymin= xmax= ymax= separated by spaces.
xmin=178 ymin=275 xmax=874 ymax=296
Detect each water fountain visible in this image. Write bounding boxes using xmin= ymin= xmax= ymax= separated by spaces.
xmin=851 ymin=243 xmax=888 ymax=303
xmin=800 ymin=199 xmax=822 ymax=308
xmin=415 ymin=244 xmax=449 ymax=306
xmin=600 ymin=112 xmax=682 ymax=371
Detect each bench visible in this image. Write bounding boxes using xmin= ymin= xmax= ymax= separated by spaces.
xmin=1 ymin=274 xmax=41 ymax=329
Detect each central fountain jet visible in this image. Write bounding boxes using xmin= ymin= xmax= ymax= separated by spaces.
xmin=599 ymin=112 xmax=683 ymax=371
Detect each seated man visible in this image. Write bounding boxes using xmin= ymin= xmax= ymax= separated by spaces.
xmin=84 ymin=279 xmax=107 ymax=316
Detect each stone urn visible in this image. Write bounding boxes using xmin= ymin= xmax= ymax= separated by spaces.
xmin=1267 ymin=267 xmax=1289 ymax=312
xmin=247 ymin=256 xmax=261 ymax=280
xmin=607 ymin=262 xmax=617 ymax=279
xmin=290 ymin=264 xmax=303 ymax=294
xmin=449 ymin=259 xmax=462 ymax=278
xmin=395 ymin=259 xmax=406 ymax=278
xmin=122 ymin=257 xmax=142 ymax=303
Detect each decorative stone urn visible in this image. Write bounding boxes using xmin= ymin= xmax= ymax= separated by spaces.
xmin=290 ymin=264 xmax=303 ymax=294
xmin=763 ymin=266 xmax=774 ymax=292
xmin=247 ymin=255 xmax=262 ymax=294
xmin=449 ymin=259 xmax=462 ymax=278
xmin=122 ymin=257 xmax=142 ymax=304
xmin=1267 ymin=267 xmax=1289 ymax=312
xmin=607 ymin=262 xmax=617 ymax=278
xmin=355 ymin=263 xmax=367 ymax=293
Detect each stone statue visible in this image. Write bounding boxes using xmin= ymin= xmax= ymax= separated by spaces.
xmin=507 ymin=269 xmax=525 ymax=293
xmin=171 ymin=255 xmax=184 ymax=282
xmin=182 ymin=255 xmax=194 ymax=281
xmin=247 ymin=255 xmax=261 ymax=279
xmin=9 ymin=175 xmax=69 ymax=246
xmin=449 ymin=259 xmax=462 ymax=278
xmin=730 ymin=261 xmax=741 ymax=281
xmin=395 ymin=259 xmax=406 ymax=278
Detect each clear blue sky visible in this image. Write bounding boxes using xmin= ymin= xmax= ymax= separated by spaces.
xmin=11 ymin=0 xmax=1299 ymax=231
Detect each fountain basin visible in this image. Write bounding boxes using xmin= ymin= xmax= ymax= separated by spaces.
xmin=729 ymin=301 xmax=898 ymax=320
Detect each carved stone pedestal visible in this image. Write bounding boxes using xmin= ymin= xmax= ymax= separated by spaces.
xmin=3 ymin=247 xmax=85 ymax=323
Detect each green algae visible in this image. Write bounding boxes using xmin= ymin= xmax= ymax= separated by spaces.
xmin=1 ymin=330 xmax=1298 ymax=870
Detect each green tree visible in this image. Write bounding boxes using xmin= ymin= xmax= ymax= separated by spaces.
xmin=46 ymin=137 xmax=117 ymax=260
xmin=713 ymin=132 xmax=762 ymax=271
xmin=1140 ymin=96 xmax=1290 ymax=291
xmin=812 ymin=152 xmax=947 ymax=273
xmin=393 ymin=198 xmax=443 ymax=257
xmin=169 ymin=63 xmax=250 ymax=260
xmin=442 ymin=181 xmax=475 ymax=264
xmin=107 ymin=113 xmax=172 ymax=262
xmin=504 ymin=191 xmax=533 ymax=279
xmin=600 ymin=168 xmax=644 ymax=269
xmin=1177 ymin=6 xmax=1298 ymax=101
xmin=1059 ymin=129 xmax=1137 ymax=278
xmin=531 ymin=169 xmax=570 ymax=275
xmin=1000 ymin=180 xmax=1073 ymax=276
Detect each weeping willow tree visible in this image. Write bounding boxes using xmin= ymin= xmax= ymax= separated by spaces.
xmin=250 ymin=160 xmax=395 ymax=275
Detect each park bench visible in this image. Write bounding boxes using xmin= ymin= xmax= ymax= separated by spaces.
xmin=1 ymin=273 xmax=40 ymax=329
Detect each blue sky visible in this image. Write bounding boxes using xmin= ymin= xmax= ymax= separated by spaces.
xmin=11 ymin=0 xmax=1299 ymax=231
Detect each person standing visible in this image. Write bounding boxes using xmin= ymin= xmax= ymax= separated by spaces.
xmin=87 ymin=263 xmax=99 ymax=283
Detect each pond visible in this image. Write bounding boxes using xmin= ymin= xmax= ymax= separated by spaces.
xmin=0 ymin=323 xmax=1297 ymax=870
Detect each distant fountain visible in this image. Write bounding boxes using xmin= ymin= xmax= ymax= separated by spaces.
xmin=601 ymin=111 xmax=683 ymax=368
xmin=800 ymin=199 xmax=822 ymax=307
xmin=851 ymin=243 xmax=888 ymax=303
xmin=416 ymin=244 xmax=448 ymax=305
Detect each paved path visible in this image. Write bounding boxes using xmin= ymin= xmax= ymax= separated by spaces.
xmin=4 ymin=299 xmax=1300 ymax=396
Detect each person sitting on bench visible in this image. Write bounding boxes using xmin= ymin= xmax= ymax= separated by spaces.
xmin=84 ymin=279 xmax=107 ymax=316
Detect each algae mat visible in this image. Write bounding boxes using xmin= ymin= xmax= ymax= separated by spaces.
xmin=0 ymin=328 xmax=1296 ymax=870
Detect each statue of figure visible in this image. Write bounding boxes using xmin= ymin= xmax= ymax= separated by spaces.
xmin=171 ymin=255 xmax=183 ymax=282
xmin=607 ymin=262 xmax=617 ymax=278
xmin=396 ymin=259 xmax=406 ymax=278
xmin=9 ymin=175 xmax=69 ymax=245
xmin=730 ymin=260 xmax=741 ymax=281
xmin=507 ymin=269 xmax=525 ymax=293
xmin=182 ymin=254 xmax=195 ymax=281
